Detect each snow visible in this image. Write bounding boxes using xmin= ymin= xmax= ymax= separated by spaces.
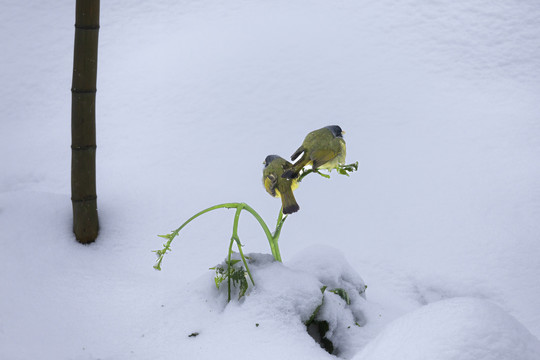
xmin=354 ymin=298 xmax=540 ymax=360
xmin=1 ymin=0 xmax=540 ymax=359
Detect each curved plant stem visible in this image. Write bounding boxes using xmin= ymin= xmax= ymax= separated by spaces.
xmin=239 ymin=203 xmax=283 ymax=262
xmin=154 ymin=203 xmax=236 ymax=270
xmin=297 ymin=161 xmax=359 ymax=182
xmin=272 ymin=208 xmax=287 ymax=246
xmin=231 ymin=204 xmax=255 ymax=283
xmin=154 ymin=202 xmax=283 ymax=271
xmin=235 ymin=238 xmax=254 ymax=285
xmin=227 ymin=236 xmax=235 ymax=302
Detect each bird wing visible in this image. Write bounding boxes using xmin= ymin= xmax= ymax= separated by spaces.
xmin=310 ymin=149 xmax=337 ymax=169
xmin=264 ymin=174 xmax=278 ymax=197
xmin=290 ymin=146 xmax=305 ymax=162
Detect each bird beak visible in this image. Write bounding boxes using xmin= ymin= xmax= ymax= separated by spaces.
xmin=342 ymin=131 xmax=346 ymax=135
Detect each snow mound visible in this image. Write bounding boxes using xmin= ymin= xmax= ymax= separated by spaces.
xmin=354 ymin=297 xmax=540 ymax=360
xmin=209 ymin=246 xmax=368 ymax=357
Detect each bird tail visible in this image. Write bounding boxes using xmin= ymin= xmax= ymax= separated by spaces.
xmin=290 ymin=146 xmax=305 ymax=162
xmin=282 ymin=153 xmax=309 ymax=179
xmin=281 ymin=166 xmax=300 ymax=179
xmin=281 ymin=188 xmax=300 ymax=214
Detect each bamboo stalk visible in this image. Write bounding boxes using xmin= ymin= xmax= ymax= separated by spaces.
xmin=71 ymin=0 xmax=100 ymax=244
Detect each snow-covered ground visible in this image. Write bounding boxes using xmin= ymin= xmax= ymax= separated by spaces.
xmin=1 ymin=1 xmax=540 ymax=359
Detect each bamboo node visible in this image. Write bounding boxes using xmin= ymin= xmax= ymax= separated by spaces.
xmin=71 ymin=88 xmax=97 ymax=94
xmin=71 ymin=195 xmax=98 ymax=203
xmin=74 ymin=24 xmax=100 ymax=30
xmin=71 ymin=145 xmax=97 ymax=151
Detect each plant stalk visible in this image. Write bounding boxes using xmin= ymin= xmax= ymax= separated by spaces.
xmin=154 ymin=202 xmax=283 ymax=271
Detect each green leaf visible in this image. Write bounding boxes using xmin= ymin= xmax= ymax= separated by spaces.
xmin=337 ymin=168 xmax=350 ymax=176
xmin=211 ymin=260 xmax=250 ymax=300
xmin=315 ymin=170 xmax=331 ymax=179
xmin=329 ymin=288 xmax=351 ymax=305
xmin=305 ymin=295 xmax=325 ymax=326
xmin=214 ymin=274 xmax=225 ymax=289
xmin=226 ymin=259 xmax=241 ymax=266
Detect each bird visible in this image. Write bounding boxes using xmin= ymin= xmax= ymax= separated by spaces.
xmin=262 ymin=155 xmax=300 ymax=214
xmin=281 ymin=125 xmax=346 ymax=179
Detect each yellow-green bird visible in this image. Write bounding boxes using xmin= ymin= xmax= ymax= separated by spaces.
xmin=282 ymin=125 xmax=346 ymax=179
xmin=263 ymin=155 xmax=300 ymax=214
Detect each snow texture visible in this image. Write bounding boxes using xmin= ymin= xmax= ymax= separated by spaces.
xmin=1 ymin=0 xmax=540 ymax=359
xmin=355 ymin=298 xmax=540 ymax=360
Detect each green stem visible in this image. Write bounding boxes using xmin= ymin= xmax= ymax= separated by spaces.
xmin=234 ymin=237 xmax=254 ymax=285
xmin=230 ymin=204 xmax=255 ymax=285
xmin=227 ymin=236 xmax=234 ymax=303
xmin=154 ymin=203 xmax=237 ymax=270
xmin=154 ymin=202 xmax=282 ymax=270
xmin=272 ymin=207 xmax=287 ymax=251
xmin=297 ymin=162 xmax=359 ymax=182
xmin=239 ymin=203 xmax=282 ymax=262
xmin=297 ymin=168 xmax=330 ymax=182
xmin=275 ymin=207 xmax=284 ymax=232
xmin=221 ymin=205 xmax=256 ymax=302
